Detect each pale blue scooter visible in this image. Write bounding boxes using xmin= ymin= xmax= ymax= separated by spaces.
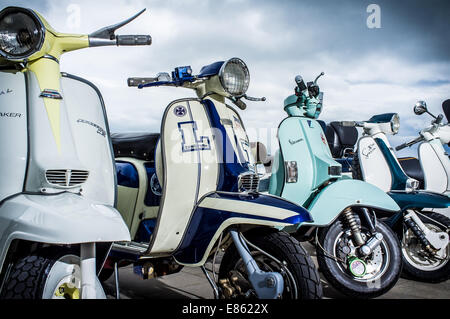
xmin=264 ymin=74 xmax=403 ymax=298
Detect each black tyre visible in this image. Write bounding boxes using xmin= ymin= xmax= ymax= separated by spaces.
xmin=0 ymin=248 xmax=104 ymax=299
xmin=317 ymin=218 xmax=402 ymax=299
xmin=218 ymin=230 xmax=323 ymax=299
xmin=401 ymin=211 xmax=450 ymax=283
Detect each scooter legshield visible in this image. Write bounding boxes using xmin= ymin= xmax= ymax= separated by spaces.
xmin=302 ymin=179 xmax=400 ymax=227
xmin=0 ymin=193 xmax=130 ymax=273
xmin=173 ymin=191 xmax=312 ymax=266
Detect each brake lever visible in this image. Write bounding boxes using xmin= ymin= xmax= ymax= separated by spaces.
xmin=243 ymin=95 xmax=266 ymax=102
xmin=90 ymin=9 xmax=147 ymax=40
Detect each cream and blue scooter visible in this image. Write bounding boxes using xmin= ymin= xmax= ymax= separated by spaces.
xmin=0 ymin=6 xmax=151 ymax=299
xmin=104 ymin=59 xmax=323 ymax=299
xmin=263 ymin=74 xmax=402 ymax=298
xmin=344 ymin=103 xmax=450 ymax=283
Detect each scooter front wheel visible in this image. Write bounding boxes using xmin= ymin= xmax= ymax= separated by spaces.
xmin=316 ymin=218 xmax=402 ymax=298
xmin=218 ymin=230 xmax=323 ymax=299
xmin=401 ymin=211 xmax=450 ymax=283
xmin=0 ymin=247 xmax=105 ymax=299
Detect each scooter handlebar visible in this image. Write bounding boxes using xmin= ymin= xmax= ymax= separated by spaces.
xmin=395 ymin=136 xmax=423 ymax=151
xmin=117 ymin=35 xmax=152 ymax=46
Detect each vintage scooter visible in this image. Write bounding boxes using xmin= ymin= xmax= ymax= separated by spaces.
xmin=0 ymin=6 xmax=151 ymax=299
xmin=341 ymin=106 xmax=450 ymax=283
xmin=264 ymin=73 xmax=403 ymax=298
xmin=104 ymin=58 xmax=323 ymax=299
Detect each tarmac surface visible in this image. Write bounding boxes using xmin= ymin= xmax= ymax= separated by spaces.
xmin=103 ymin=244 xmax=450 ymax=299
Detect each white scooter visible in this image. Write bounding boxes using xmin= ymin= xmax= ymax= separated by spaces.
xmin=104 ymin=59 xmax=323 ymax=299
xmin=396 ymin=101 xmax=450 ymax=209
xmin=0 ymin=6 xmax=151 ymax=299
xmin=343 ymin=110 xmax=450 ymax=282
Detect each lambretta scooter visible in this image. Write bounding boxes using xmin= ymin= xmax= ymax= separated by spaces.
xmin=0 ymin=6 xmax=151 ymax=299
xmin=343 ymin=108 xmax=450 ymax=282
xmin=105 ymin=58 xmax=323 ymax=299
xmin=264 ymin=73 xmax=402 ymax=298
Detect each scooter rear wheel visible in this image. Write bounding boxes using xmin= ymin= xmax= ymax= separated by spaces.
xmin=401 ymin=211 xmax=450 ymax=283
xmin=0 ymin=247 xmax=105 ymax=299
xmin=218 ymin=230 xmax=323 ymax=299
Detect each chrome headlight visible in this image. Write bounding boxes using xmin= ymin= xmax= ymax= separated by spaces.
xmin=219 ymin=58 xmax=250 ymax=96
xmin=0 ymin=7 xmax=45 ymax=60
xmin=390 ymin=113 xmax=400 ymax=135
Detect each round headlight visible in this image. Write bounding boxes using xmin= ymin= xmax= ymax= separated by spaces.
xmin=391 ymin=113 xmax=400 ymax=134
xmin=0 ymin=7 xmax=45 ymax=60
xmin=219 ymin=58 xmax=250 ymax=96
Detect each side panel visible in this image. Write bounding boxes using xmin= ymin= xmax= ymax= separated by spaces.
xmin=173 ymin=192 xmax=312 ymax=266
xmin=357 ymin=135 xmax=392 ymax=192
xmin=419 ymin=141 xmax=449 ymax=194
xmin=305 ymin=179 xmax=400 ymax=227
xmin=0 ymin=71 xmax=27 ymax=202
xmin=149 ymin=99 xmax=219 ymax=254
xmin=62 ymin=74 xmax=116 ymax=206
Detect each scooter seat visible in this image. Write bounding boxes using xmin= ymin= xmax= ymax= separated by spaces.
xmin=398 ymin=157 xmax=425 ymax=189
xmin=111 ymin=133 xmax=160 ymax=161
xmin=325 ymin=122 xmax=359 ymax=158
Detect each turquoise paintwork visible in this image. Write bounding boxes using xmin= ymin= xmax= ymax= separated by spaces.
xmin=269 ymin=76 xmax=401 ymax=231
xmin=270 ymin=117 xmax=340 ymax=206
xmin=305 ymin=179 xmax=400 ymax=227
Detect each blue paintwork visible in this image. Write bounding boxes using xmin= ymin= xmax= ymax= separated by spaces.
xmin=388 ymin=191 xmax=450 ymax=210
xmin=173 ymin=192 xmax=312 ymax=264
xmin=143 ymin=163 xmax=161 ymax=207
xmin=375 ymin=138 xmax=408 ymax=190
xmin=202 ymin=99 xmax=249 ymax=192
xmin=135 ymin=218 xmax=157 ymax=243
xmin=368 ymin=113 xmax=396 ymax=123
xmin=116 ymin=161 xmax=139 ymax=188
xmin=198 ymin=61 xmax=224 ymax=77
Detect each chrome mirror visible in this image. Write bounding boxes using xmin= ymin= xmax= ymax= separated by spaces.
xmin=414 ymin=101 xmax=428 ymax=115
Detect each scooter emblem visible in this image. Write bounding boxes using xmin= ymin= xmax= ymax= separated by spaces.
xmin=289 ymin=138 xmax=303 ymax=145
xmin=0 ymin=89 xmax=12 ymax=96
xmin=362 ymin=143 xmax=377 ymax=159
xmin=174 ymin=105 xmax=187 ymax=117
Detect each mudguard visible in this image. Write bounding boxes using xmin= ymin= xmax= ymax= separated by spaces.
xmin=173 ymin=191 xmax=312 ymax=266
xmin=0 ymin=193 xmax=130 ymax=273
xmin=388 ymin=190 xmax=450 ymax=211
xmin=301 ymin=179 xmax=400 ymax=227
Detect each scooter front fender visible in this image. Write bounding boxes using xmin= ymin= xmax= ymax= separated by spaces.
xmin=172 ymin=191 xmax=312 ymax=266
xmin=303 ymin=179 xmax=400 ymax=227
xmin=0 ymin=193 xmax=130 ymax=272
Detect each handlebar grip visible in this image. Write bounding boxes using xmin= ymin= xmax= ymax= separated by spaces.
xmin=395 ymin=143 xmax=408 ymax=151
xmin=117 ymin=35 xmax=152 ymax=46
xmin=128 ymin=77 xmax=157 ymax=87
xmin=295 ymin=75 xmax=307 ymax=91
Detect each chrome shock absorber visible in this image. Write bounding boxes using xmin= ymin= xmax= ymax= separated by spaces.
xmin=342 ymin=208 xmax=365 ymax=247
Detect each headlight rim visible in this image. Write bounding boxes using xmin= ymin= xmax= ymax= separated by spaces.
xmin=390 ymin=113 xmax=400 ymax=135
xmin=218 ymin=57 xmax=250 ymax=97
xmin=0 ymin=6 xmax=46 ymax=60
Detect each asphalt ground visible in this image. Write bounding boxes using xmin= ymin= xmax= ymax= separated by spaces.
xmin=102 ymin=244 xmax=450 ymax=300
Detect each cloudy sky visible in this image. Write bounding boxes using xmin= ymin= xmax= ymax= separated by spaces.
xmin=4 ymin=0 xmax=450 ymax=155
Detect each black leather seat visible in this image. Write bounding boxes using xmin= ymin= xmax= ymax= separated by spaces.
xmin=111 ymin=133 xmax=160 ymax=161
xmin=398 ymin=157 xmax=425 ymax=189
xmin=325 ymin=122 xmax=359 ymax=158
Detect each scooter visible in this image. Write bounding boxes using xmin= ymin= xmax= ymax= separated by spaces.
xmin=396 ymin=100 xmax=450 ymax=207
xmin=103 ymin=58 xmax=323 ymax=299
xmin=262 ymin=73 xmax=403 ymax=298
xmin=335 ymin=106 xmax=450 ymax=283
xmin=0 ymin=6 xmax=151 ymax=299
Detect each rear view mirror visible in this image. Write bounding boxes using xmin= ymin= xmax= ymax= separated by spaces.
xmin=443 ymin=99 xmax=450 ymax=122
xmin=414 ymin=101 xmax=428 ymax=115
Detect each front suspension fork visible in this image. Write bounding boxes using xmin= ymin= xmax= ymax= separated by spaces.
xmin=342 ymin=208 xmax=383 ymax=256
xmin=229 ymin=230 xmax=284 ymax=299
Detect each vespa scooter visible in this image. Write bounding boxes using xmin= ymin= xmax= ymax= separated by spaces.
xmin=338 ymin=107 xmax=450 ymax=283
xmin=0 ymin=6 xmax=151 ymax=299
xmin=102 ymin=58 xmax=324 ymax=299
xmin=264 ymin=73 xmax=402 ymax=298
